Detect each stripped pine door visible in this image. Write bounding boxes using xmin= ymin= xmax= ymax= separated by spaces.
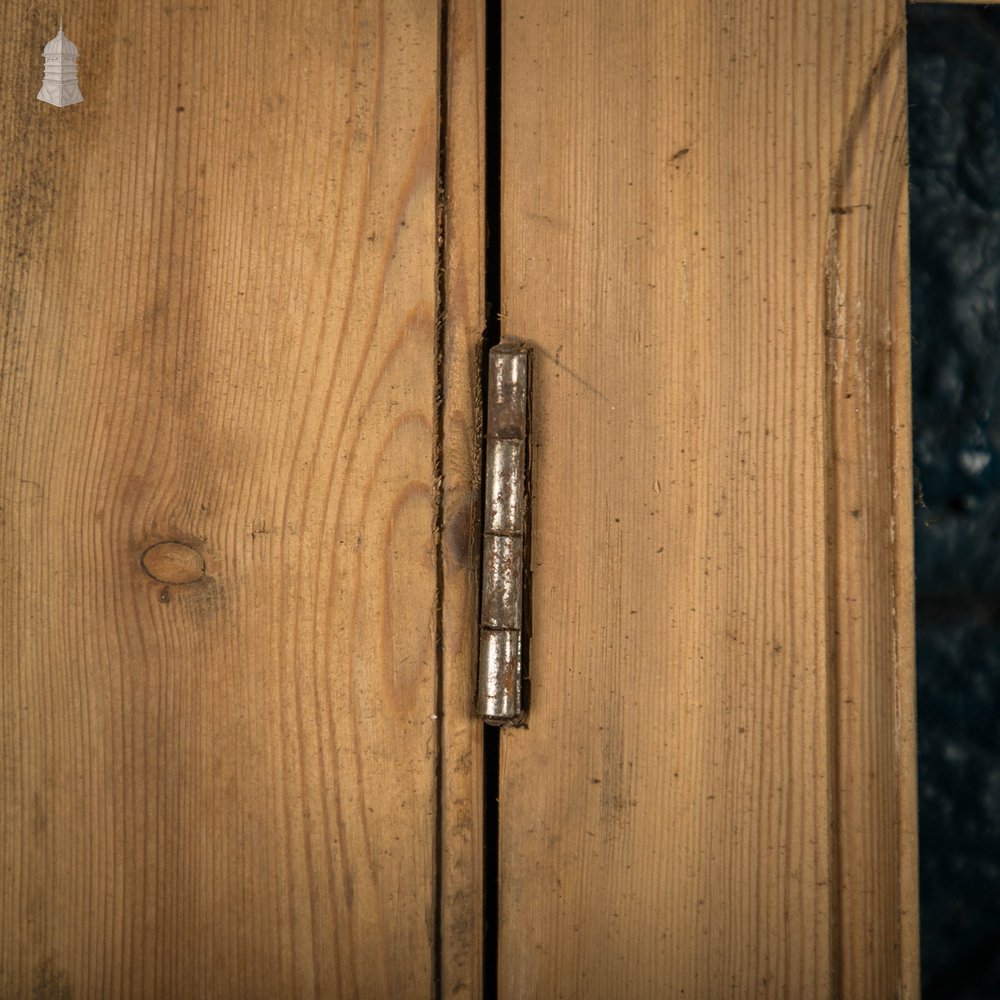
xmin=495 ymin=1 xmax=919 ymax=997
xmin=2 ymin=1 xmax=922 ymax=997
xmin=0 ymin=3 xmax=468 ymax=997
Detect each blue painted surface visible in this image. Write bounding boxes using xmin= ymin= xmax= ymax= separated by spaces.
xmin=908 ymin=6 xmax=1000 ymax=996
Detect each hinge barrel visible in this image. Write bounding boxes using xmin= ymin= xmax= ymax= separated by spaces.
xmin=477 ymin=343 xmax=530 ymax=726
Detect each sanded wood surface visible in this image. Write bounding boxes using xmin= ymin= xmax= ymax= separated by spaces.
xmin=439 ymin=1 xmax=487 ymax=996
xmin=498 ymin=1 xmax=918 ymax=997
xmin=0 ymin=3 xmax=442 ymax=997
xmin=825 ymin=33 xmax=920 ymax=997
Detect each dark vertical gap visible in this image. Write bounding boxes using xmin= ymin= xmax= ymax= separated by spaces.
xmin=482 ymin=1 xmax=503 ymax=999
xmin=432 ymin=0 xmax=450 ymax=997
xmin=482 ymin=728 xmax=500 ymax=1000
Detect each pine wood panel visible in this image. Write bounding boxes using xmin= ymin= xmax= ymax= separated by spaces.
xmin=439 ymin=0 xmax=487 ymax=996
xmin=825 ymin=35 xmax=920 ymax=996
xmin=0 ymin=3 xmax=441 ymax=997
xmin=498 ymin=1 xmax=917 ymax=997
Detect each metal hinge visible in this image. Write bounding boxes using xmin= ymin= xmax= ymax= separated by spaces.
xmin=477 ymin=342 xmax=531 ymax=727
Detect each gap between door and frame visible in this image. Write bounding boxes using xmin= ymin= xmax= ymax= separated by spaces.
xmin=481 ymin=2 xmax=503 ymax=999
xmin=433 ymin=1 xmax=504 ymax=998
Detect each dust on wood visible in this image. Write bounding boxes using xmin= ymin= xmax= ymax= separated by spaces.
xmin=0 ymin=2 xmax=442 ymax=996
xmin=495 ymin=1 xmax=918 ymax=997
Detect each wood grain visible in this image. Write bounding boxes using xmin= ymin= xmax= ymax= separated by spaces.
xmin=0 ymin=3 xmax=441 ymax=997
xmin=439 ymin=0 xmax=487 ymax=996
xmin=497 ymin=1 xmax=918 ymax=997
xmin=824 ymin=29 xmax=920 ymax=997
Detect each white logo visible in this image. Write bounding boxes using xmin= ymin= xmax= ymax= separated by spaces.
xmin=38 ymin=24 xmax=83 ymax=108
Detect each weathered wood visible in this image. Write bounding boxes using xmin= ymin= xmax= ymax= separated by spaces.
xmin=0 ymin=3 xmax=441 ymax=997
xmin=439 ymin=0 xmax=487 ymax=996
xmin=497 ymin=1 xmax=918 ymax=997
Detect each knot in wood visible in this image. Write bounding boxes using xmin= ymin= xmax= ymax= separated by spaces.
xmin=141 ymin=541 xmax=205 ymax=585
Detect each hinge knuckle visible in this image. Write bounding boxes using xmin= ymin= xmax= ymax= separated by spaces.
xmin=485 ymin=439 xmax=524 ymax=534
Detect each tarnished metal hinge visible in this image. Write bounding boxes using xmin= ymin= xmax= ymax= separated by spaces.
xmin=477 ymin=342 xmax=531 ymax=726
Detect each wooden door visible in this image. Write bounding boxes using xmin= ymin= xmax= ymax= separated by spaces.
xmin=0 ymin=3 xmax=482 ymax=997
xmin=1 ymin=1 xmax=919 ymax=997
xmin=493 ymin=0 xmax=919 ymax=997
